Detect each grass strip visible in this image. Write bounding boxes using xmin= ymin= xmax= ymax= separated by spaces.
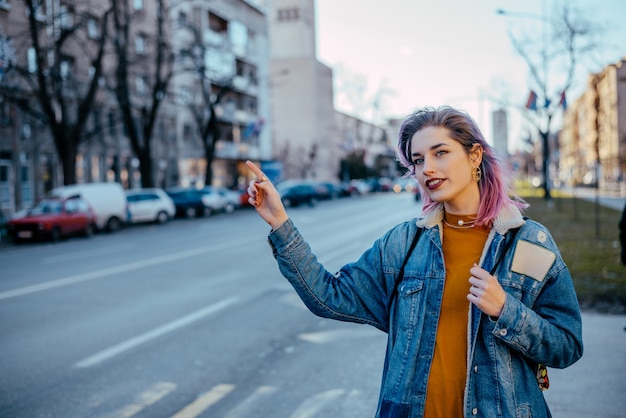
xmin=523 ymin=197 xmax=625 ymax=314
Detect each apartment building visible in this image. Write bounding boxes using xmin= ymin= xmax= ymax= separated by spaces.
xmin=559 ymin=57 xmax=626 ymax=190
xmin=0 ymin=0 xmax=271 ymax=218
xmin=170 ymin=0 xmax=271 ymax=188
xmin=0 ymin=0 xmax=116 ymax=216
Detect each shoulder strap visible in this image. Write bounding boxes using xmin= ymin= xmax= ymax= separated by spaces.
xmin=391 ymin=219 xmax=525 ymax=301
xmin=489 ymin=221 xmax=526 ymax=275
xmin=390 ymin=227 xmax=422 ymax=302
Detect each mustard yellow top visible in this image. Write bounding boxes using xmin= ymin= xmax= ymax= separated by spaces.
xmin=424 ymin=214 xmax=489 ymax=418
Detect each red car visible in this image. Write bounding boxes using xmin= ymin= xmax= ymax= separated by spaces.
xmin=6 ymin=196 xmax=97 ymax=243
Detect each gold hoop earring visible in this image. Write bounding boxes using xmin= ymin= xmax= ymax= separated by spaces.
xmin=472 ymin=166 xmax=482 ymax=183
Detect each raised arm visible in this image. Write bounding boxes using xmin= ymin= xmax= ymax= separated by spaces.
xmin=245 ymin=160 xmax=290 ymax=230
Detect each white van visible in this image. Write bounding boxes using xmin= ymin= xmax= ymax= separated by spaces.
xmin=50 ymin=182 xmax=128 ymax=232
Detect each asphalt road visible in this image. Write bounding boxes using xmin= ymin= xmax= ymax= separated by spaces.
xmin=1 ymin=192 xmax=624 ymax=417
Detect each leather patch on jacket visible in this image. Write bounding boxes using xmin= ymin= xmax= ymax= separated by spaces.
xmin=511 ymin=240 xmax=556 ymax=282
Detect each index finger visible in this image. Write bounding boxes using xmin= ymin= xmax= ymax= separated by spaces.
xmin=245 ymin=160 xmax=264 ymax=179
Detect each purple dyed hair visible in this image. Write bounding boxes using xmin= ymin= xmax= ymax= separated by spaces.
xmin=397 ymin=106 xmax=527 ymax=226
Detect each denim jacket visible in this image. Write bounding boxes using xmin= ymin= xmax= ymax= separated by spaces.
xmin=267 ymin=203 xmax=583 ymax=418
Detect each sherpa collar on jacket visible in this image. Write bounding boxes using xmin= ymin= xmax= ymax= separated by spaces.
xmin=415 ymin=202 xmax=525 ymax=235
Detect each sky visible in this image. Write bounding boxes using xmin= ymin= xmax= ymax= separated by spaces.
xmin=315 ymin=0 xmax=626 ymax=151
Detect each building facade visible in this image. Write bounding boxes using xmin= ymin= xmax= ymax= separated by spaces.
xmin=267 ymin=0 xmax=337 ymax=181
xmin=491 ymin=108 xmax=509 ymax=158
xmin=559 ymin=57 xmax=626 ymax=191
xmin=170 ymin=0 xmax=271 ymax=189
xmin=0 ymin=0 xmax=271 ymax=220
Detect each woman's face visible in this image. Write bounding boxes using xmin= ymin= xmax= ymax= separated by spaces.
xmin=410 ymin=126 xmax=482 ymax=214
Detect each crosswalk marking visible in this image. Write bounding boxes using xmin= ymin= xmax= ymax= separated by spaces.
xmin=299 ymin=328 xmax=381 ymax=344
xmin=222 ymin=386 xmax=278 ymax=418
xmin=170 ymin=384 xmax=236 ymax=418
xmin=103 ymin=382 xmax=376 ymax=418
xmin=289 ymin=389 xmax=346 ymax=418
xmin=117 ymin=381 xmax=177 ymax=418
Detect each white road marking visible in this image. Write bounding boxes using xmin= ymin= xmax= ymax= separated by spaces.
xmin=74 ymin=297 xmax=239 ymax=368
xmin=0 ymin=237 xmax=254 ymax=301
xmin=170 ymin=384 xmax=236 ymax=418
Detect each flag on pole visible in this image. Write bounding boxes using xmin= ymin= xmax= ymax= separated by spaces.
xmin=242 ymin=118 xmax=265 ymax=139
xmin=559 ymin=91 xmax=567 ymax=110
xmin=525 ymin=90 xmax=538 ymax=110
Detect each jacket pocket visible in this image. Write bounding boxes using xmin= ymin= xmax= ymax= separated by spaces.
xmin=396 ymin=277 xmax=426 ymax=331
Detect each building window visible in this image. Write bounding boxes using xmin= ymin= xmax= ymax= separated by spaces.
xmin=236 ymin=60 xmax=257 ymax=85
xmin=25 ymin=1 xmax=46 ymax=22
xmin=133 ymin=0 xmax=143 ymax=11
xmin=87 ymin=16 xmax=99 ymax=39
xmin=208 ymin=12 xmax=228 ymax=33
xmin=59 ymin=4 xmax=73 ymax=29
xmin=277 ymin=8 xmax=299 ymax=21
xmin=108 ymin=111 xmax=116 ymax=136
xmin=59 ymin=56 xmax=74 ymax=79
xmin=0 ymin=97 xmax=10 ymax=125
xmin=134 ymin=34 xmax=146 ymax=54
xmin=27 ymin=47 xmax=37 ymax=73
xmin=135 ymin=76 xmax=148 ymax=95
xmin=183 ymin=124 xmax=192 ymax=141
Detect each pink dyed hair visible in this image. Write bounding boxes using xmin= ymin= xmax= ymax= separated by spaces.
xmin=397 ymin=106 xmax=527 ymax=226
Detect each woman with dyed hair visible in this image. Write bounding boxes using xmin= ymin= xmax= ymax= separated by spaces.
xmin=246 ymin=105 xmax=582 ymax=418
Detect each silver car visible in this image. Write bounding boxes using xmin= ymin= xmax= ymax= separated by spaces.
xmin=126 ymin=188 xmax=175 ymax=224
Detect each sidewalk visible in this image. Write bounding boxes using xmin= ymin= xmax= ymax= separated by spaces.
xmin=544 ymin=312 xmax=626 ymax=418
xmin=569 ymin=187 xmax=625 ymax=211
xmin=543 ymin=189 xmax=626 ymax=417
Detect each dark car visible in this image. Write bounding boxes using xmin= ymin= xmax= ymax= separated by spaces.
xmin=166 ymin=189 xmax=206 ymax=218
xmin=277 ymin=182 xmax=319 ymax=207
xmin=166 ymin=187 xmax=227 ymax=218
xmin=6 ymin=196 xmax=97 ymax=243
xmin=309 ymin=181 xmax=339 ymax=200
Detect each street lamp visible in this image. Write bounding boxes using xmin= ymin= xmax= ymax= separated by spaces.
xmin=495 ymin=9 xmax=547 ymax=22
xmin=496 ymin=6 xmax=549 ymax=90
xmin=496 ymin=4 xmax=557 ymax=200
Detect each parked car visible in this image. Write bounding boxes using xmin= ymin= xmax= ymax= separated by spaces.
xmin=166 ymin=187 xmax=226 ymax=218
xmin=6 ymin=196 xmax=97 ymax=243
xmin=277 ymin=182 xmax=319 ymax=207
xmin=238 ymin=187 xmax=254 ymax=208
xmin=308 ymin=181 xmax=337 ymax=200
xmin=49 ymin=182 xmax=127 ymax=232
xmin=214 ymin=186 xmax=241 ymax=213
xmin=126 ymin=188 xmax=175 ymax=224
xmin=200 ymin=186 xmax=231 ymax=214
xmin=343 ymin=179 xmax=371 ymax=196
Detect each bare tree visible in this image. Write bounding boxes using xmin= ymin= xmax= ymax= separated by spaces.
xmin=6 ymin=0 xmax=110 ymax=185
xmin=503 ymin=2 xmax=603 ymax=200
xmin=110 ymin=0 xmax=174 ymax=188
xmin=176 ymin=16 xmax=233 ymax=187
xmin=333 ymin=66 xmax=394 ymax=180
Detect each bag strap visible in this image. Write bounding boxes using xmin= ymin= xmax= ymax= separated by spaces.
xmin=390 ymin=227 xmax=422 ymax=302
xmin=391 ymin=219 xmax=525 ymax=301
xmin=489 ymin=220 xmax=526 ymax=275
